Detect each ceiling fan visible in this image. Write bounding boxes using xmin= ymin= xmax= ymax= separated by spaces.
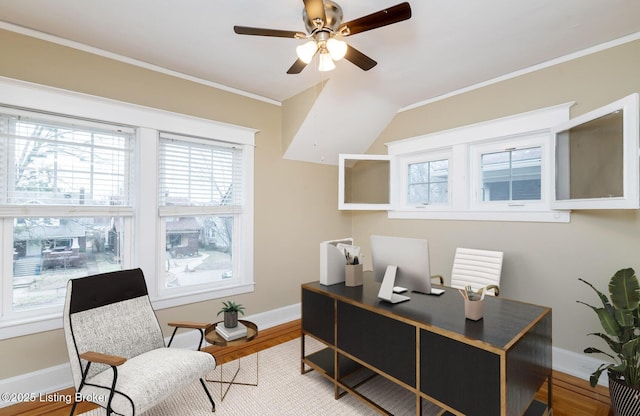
xmin=233 ymin=0 xmax=412 ymax=74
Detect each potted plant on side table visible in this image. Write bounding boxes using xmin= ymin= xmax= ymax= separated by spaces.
xmin=217 ymin=300 xmax=245 ymax=328
xmin=577 ymin=267 xmax=640 ymax=416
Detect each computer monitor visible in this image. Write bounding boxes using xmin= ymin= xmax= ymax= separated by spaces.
xmin=370 ymin=235 xmax=433 ymax=295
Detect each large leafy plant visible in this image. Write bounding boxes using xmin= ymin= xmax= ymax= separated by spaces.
xmin=577 ymin=268 xmax=640 ymax=388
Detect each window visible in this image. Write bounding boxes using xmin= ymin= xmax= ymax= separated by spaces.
xmin=0 ymin=77 xmax=255 ymax=339
xmin=0 ymin=110 xmax=133 ymax=321
xmin=470 ymin=135 xmax=548 ymax=211
xmin=551 ymin=93 xmax=639 ymax=209
xmin=383 ymin=102 xmax=573 ymax=222
xmin=480 ymin=147 xmax=541 ymax=202
xmin=407 ymin=158 xmax=449 ymax=205
xmin=338 ymin=154 xmax=391 ymax=210
xmin=158 ymin=134 xmax=253 ymax=298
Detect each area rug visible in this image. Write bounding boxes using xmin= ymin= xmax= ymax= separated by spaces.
xmin=80 ymin=337 xmax=443 ymax=415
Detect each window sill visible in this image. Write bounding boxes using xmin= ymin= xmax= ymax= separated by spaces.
xmin=151 ymin=282 xmax=255 ymax=311
xmin=0 ymin=313 xmax=62 ymax=340
xmin=388 ymin=209 xmax=570 ymax=223
xmin=0 ymin=283 xmax=256 ymax=340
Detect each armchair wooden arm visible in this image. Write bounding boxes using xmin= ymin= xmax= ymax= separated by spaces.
xmin=431 ymin=275 xmax=444 ymax=285
xmin=168 ymin=321 xmax=212 ymax=330
xmin=79 ymin=351 xmax=127 ymax=366
xmin=167 ymin=321 xmax=212 ymax=349
xmin=77 ymin=351 xmax=126 ymax=414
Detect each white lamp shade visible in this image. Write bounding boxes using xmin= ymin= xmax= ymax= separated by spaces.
xmin=318 ymin=52 xmax=336 ymax=72
xmin=326 ymin=38 xmax=347 ymax=61
xmin=296 ymin=40 xmax=318 ymax=64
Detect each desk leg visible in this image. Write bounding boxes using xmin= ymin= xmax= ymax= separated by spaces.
xmin=547 ymin=374 xmax=553 ymax=416
xmin=301 ymin=333 xmax=305 ymax=374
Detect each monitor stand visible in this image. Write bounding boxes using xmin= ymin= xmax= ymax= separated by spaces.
xmin=377 ymin=265 xmax=410 ymax=304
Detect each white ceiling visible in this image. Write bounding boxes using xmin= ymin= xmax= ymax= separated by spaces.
xmin=1 ymin=0 xmax=639 ymax=164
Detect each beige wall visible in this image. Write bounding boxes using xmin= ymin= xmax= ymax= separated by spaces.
xmin=0 ymin=29 xmax=351 ymax=378
xmin=2 ymin=27 xmax=639 ymax=381
xmin=354 ymin=39 xmax=640 ymax=355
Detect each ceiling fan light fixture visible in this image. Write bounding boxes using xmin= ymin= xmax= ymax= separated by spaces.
xmin=234 ymin=1 xmax=412 ymax=74
xmin=296 ymin=40 xmax=318 ymax=64
xmin=318 ymin=52 xmax=336 ymax=72
xmin=326 ymin=38 xmax=347 ymax=61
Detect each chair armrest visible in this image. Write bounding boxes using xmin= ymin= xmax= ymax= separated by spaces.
xmin=167 ymin=321 xmax=212 ymax=349
xmin=168 ymin=321 xmax=212 ymax=330
xmin=80 ymin=351 xmax=127 ymax=367
xmin=482 ymin=284 xmax=500 ymax=296
xmin=431 ymin=275 xmax=444 ymax=285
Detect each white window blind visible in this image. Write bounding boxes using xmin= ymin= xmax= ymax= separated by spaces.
xmin=158 ymin=134 xmax=243 ymax=210
xmin=0 ymin=112 xmax=134 ymax=207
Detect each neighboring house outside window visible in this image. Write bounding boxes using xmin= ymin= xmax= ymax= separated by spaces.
xmin=0 ymin=111 xmax=133 ymax=321
xmin=157 ymin=134 xmax=251 ymax=296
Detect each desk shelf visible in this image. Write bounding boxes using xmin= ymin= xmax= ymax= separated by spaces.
xmin=441 ymin=399 xmax=549 ymax=416
xmin=303 ymin=347 xmax=333 ymax=377
xmin=303 ymin=345 xmax=365 ymax=380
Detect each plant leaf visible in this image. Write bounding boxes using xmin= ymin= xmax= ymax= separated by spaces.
xmin=589 ymin=363 xmax=614 ymax=388
xmin=584 ymin=346 xmax=617 ymax=361
xmin=609 ymin=268 xmax=640 ymax=311
xmin=582 ymin=303 xmax=621 ymax=336
xmin=579 ymin=278 xmax=613 ymax=309
xmin=621 ymin=337 xmax=640 ymax=362
xmin=615 ymin=308 xmax=635 ymax=328
xmin=586 ymin=333 xmax=622 ymax=354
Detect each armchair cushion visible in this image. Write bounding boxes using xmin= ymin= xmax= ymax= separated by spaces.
xmin=69 ymin=295 xmax=165 ymax=381
xmin=80 ymin=347 xmax=214 ymax=415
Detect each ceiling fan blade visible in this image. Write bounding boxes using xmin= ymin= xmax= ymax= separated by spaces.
xmin=287 ymin=58 xmax=308 ymax=74
xmin=303 ymin=0 xmax=327 ymax=27
xmin=339 ymin=2 xmax=412 ymax=36
xmin=234 ymin=26 xmax=304 ymax=39
xmin=344 ymin=45 xmax=377 ymax=71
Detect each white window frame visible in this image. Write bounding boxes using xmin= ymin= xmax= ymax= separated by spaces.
xmin=550 ymin=93 xmax=639 ymax=209
xmin=469 ymin=133 xmax=549 ymax=211
xmin=397 ymin=150 xmax=453 ymax=210
xmin=385 ymin=102 xmax=573 ymax=222
xmin=154 ymin=135 xmax=255 ymax=309
xmin=0 ymin=77 xmax=256 ymax=339
xmin=338 ymin=154 xmax=391 ymax=210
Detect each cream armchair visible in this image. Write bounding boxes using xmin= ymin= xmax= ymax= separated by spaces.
xmin=63 ymin=268 xmax=217 ymax=415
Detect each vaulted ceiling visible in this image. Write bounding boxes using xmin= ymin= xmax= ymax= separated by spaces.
xmin=1 ymin=0 xmax=639 ymax=164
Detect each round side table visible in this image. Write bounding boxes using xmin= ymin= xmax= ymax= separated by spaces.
xmin=205 ymin=320 xmax=258 ymax=346
xmin=205 ymin=320 xmax=259 ymax=400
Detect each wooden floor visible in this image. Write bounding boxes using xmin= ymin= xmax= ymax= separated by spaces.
xmin=0 ymin=319 xmax=611 ymax=416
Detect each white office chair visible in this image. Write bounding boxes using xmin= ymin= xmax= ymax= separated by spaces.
xmin=440 ymin=248 xmax=504 ymax=296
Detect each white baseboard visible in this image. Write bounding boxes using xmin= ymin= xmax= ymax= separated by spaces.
xmin=0 ymin=362 xmax=74 ymax=408
xmin=553 ymin=345 xmax=609 ymax=387
xmin=0 ymin=303 xmax=301 ymax=408
xmin=1 ymin=302 xmax=608 ymax=408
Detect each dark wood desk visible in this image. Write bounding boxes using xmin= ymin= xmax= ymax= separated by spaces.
xmin=301 ymin=275 xmax=552 ymax=416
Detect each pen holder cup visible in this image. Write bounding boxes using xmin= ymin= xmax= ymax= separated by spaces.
xmin=464 ymin=298 xmax=484 ymax=321
xmin=345 ymin=264 xmax=363 ymax=287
